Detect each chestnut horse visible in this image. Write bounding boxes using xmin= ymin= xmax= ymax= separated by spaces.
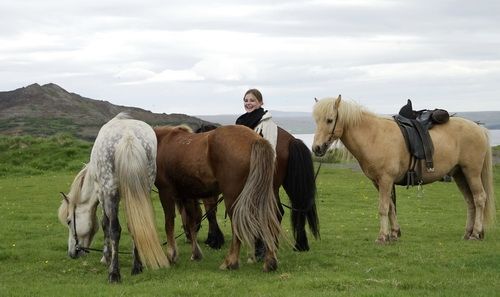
xmin=186 ymin=125 xmax=320 ymax=253
xmin=154 ymin=124 xmax=282 ymax=271
xmin=312 ymin=96 xmax=496 ymax=243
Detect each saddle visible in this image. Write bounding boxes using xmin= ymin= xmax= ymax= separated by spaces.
xmin=393 ymin=99 xmax=449 ymax=187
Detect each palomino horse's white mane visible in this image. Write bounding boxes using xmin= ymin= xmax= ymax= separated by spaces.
xmin=314 ymin=97 xmax=376 ymax=129
xmin=57 ymin=165 xmax=91 ymax=225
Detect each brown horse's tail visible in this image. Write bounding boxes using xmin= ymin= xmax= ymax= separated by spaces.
xmin=482 ymin=129 xmax=496 ymax=227
xmin=232 ymin=138 xmax=282 ymax=254
xmin=115 ymin=133 xmax=169 ymax=269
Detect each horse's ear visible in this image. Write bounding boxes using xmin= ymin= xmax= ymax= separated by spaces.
xmin=60 ymin=192 xmax=69 ymax=204
xmin=334 ymin=94 xmax=342 ymax=108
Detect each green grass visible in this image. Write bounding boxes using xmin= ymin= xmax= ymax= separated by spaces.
xmin=0 ymin=162 xmax=499 ymax=296
xmin=0 ymin=134 xmax=92 ymax=176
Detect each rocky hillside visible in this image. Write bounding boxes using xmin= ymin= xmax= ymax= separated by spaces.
xmin=0 ymin=83 xmax=214 ymax=140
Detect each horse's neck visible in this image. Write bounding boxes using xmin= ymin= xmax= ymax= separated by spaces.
xmin=340 ymin=113 xmax=378 ymax=162
xmin=79 ymin=167 xmax=98 ymax=206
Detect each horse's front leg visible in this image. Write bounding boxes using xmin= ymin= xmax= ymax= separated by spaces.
xmin=103 ymin=196 xmax=122 ymax=283
xmin=158 ymin=188 xmax=178 ymax=263
xmin=376 ymin=180 xmax=393 ymax=244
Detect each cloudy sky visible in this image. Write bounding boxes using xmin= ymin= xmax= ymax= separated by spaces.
xmin=1 ymin=0 xmax=499 ymax=115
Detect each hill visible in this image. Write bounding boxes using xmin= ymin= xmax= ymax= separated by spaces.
xmin=0 ymin=83 xmax=213 ymax=140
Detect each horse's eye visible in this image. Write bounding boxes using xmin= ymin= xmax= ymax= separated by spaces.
xmin=326 ymin=119 xmax=333 ymax=124
xmin=67 ymin=219 xmax=71 ymax=225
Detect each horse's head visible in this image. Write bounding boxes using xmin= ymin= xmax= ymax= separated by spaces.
xmin=312 ymin=95 xmax=342 ymax=156
xmin=58 ymin=167 xmax=99 ymax=259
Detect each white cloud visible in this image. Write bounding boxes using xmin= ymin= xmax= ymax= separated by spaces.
xmin=0 ymin=0 xmax=499 ymax=115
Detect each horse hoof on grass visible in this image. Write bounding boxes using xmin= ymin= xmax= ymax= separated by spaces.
xmin=108 ymin=272 xmax=121 ymax=283
xmin=131 ymin=265 xmax=143 ymax=275
xmin=219 ymin=261 xmax=239 ymax=270
xmin=190 ymin=253 xmax=203 ymax=261
xmin=263 ymin=259 xmax=278 ymax=272
xmin=375 ymin=235 xmax=390 ymax=245
xmin=293 ymin=243 xmax=310 ymax=252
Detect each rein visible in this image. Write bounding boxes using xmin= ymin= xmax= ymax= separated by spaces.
xmin=162 ymin=195 xmax=225 ymax=245
xmin=61 ymin=192 xmax=132 ymax=255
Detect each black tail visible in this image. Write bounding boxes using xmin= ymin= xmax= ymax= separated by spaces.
xmin=283 ymin=139 xmax=320 ymax=251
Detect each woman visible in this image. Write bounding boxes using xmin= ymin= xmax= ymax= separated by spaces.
xmin=235 ymin=88 xmax=277 ymax=150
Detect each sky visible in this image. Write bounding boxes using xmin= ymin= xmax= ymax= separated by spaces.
xmin=1 ymin=0 xmax=499 ymax=116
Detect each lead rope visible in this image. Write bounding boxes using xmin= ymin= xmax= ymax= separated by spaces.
xmin=61 ymin=192 xmax=132 ymax=255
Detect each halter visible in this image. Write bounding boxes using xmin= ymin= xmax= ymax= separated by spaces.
xmin=61 ymin=192 xmax=120 ymax=255
xmin=327 ymin=101 xmax=340 ymax=143
xmin=60 ymin=192 xmax=85 ymax=253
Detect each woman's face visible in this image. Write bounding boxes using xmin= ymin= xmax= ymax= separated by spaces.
xmin=243 ymin=92 xmax=262 ymax=113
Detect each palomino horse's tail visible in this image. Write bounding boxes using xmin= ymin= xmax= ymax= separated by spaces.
xmin=232 ymin=138 xmax=282 ymax=254
xmin=283 ymin=138 xmax=320 ymax=251
xmin=482 ymin=129 xmax=496 ymax=227
xmin=115 ymin=133 xmax=169 ymax=269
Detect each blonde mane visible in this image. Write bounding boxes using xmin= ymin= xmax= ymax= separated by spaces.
xmin=57 ymin=165 xmax=88 ymax=225
xmin=314 ymin=96 xmax=374 ymax=129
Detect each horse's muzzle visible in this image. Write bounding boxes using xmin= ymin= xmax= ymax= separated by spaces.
xmin=68 ymin=248 xmax=86 ymax=259
xmin=312 ymin=143 xmax=328 ymax=157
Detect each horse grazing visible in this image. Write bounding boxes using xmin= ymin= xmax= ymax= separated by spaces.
xmin=154 ymin=125 xmax=282 ymax=272
xmin=312 ymin=96 xmax=496 ymax=243
xmin=188 ymin=125 xmax=320 ymax=253
xmin=58 ymin=113 xmax=168 ymax=283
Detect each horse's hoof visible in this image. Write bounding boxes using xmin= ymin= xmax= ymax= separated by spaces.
xmin=219 ymin=260 xmax=239 ymax=270
xmin=205 ymin=233 xmax=225 ymax=249
xmin=375 ymin=235 xmax=390 ymax=244
xmin=190 ymin=252 xmax=203 ymax=261
xmin=293 ymin=242 xmax=310 ymax=252
xmin=108 ymin=272 xmax=121 ymax=283
xmin=391 ymin=228 xmax=401 ymax=238
xmin=131 ymin=265 xmax=143 ymax=275
xmin=263 ymin=258 xmax=278 ymax=272
xmin=467 ymin=233 xmax=483 ymax=241
xmin=167 ymin=249 xmax=178 ymax=264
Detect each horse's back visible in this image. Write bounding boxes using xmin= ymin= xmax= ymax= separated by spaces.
xmin=207 ymin=125 xmax=265 ymax=184
xmin=430 ymin=117 xmax=488 ymax=157
xmin=208 ymin=125 xmax=260 ymax=162
xmin=91 ymin=115 xmax=156 ymax=181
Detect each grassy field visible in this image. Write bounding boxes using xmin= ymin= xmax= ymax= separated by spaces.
xmin=0 ymin=135 xmax=499 ymax=296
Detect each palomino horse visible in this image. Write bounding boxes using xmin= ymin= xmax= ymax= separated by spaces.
xmin=58 ymin=113 xmax=168 ymax=282
xmin=185 ymin=125 xmax=319 ymax=253
xmin=312 ymin=96 xmax=496 ymax=243
xmin=154 ymin=125 xmax=282 ymax=271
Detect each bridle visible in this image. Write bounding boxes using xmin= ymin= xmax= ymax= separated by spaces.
xmin=60 ymin=192 xmax=107 ymax=254
xmin=60 ymin=192 xmax=85 ymax=253
xmin=327 ymin=100 xmax=340 ymax=143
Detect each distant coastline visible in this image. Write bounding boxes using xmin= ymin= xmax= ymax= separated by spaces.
xmin=294 ymin=130 xmax=500 ymax=152
xmin=198 ymin=110 xmax=500 ymax=134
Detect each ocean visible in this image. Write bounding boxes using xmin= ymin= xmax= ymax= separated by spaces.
xmin=294 ymin=129 xmax=500 ymax=151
